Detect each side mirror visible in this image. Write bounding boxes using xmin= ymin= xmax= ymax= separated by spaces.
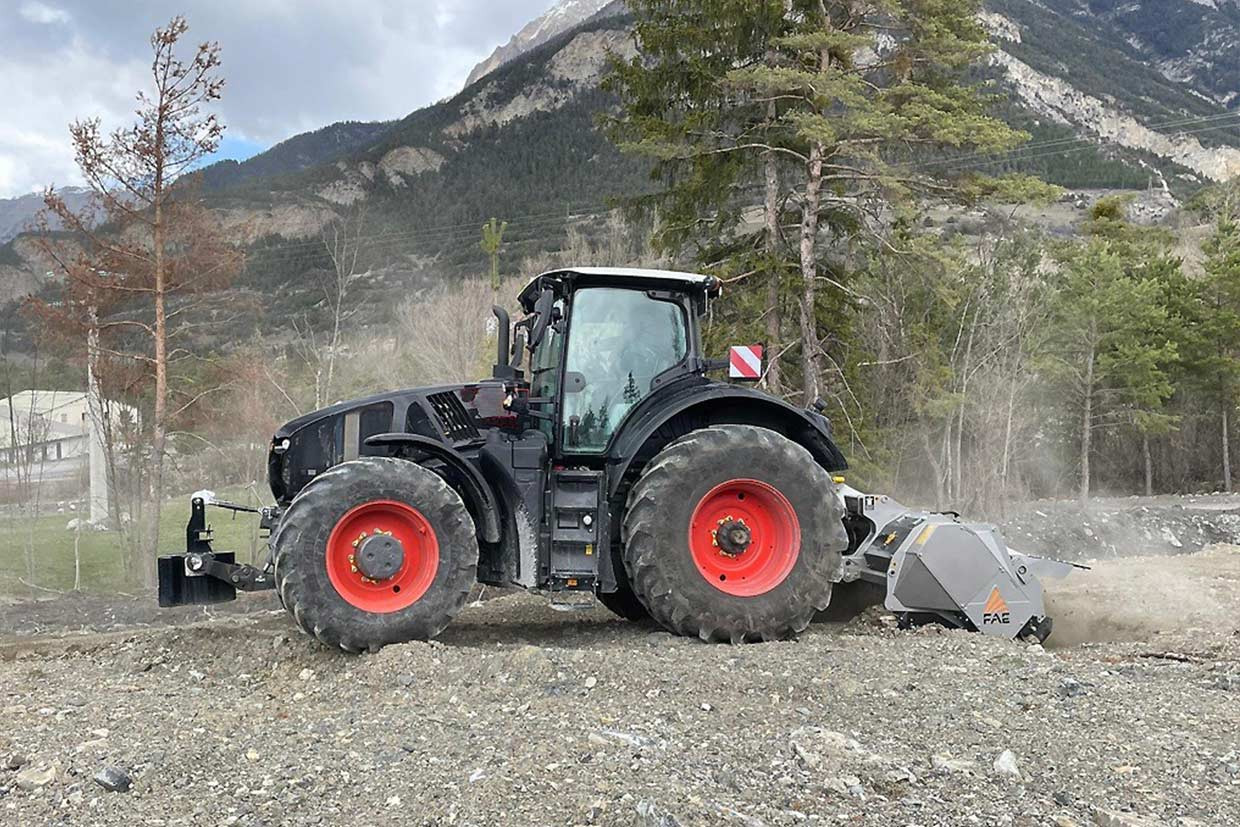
xmin=527 ymin=289 xmax=555 ymax=351
xmin=510 ymin=330 xmax=526 ymax=369
xmin=563 ymin=371 xmax=587 ymax=394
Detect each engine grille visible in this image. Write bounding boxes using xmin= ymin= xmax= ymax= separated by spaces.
xmin=427 ymin=392 xmax=480 ymax=442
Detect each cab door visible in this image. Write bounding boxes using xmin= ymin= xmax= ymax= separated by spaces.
xmin=557 ymin=287 xmax=690 ymax=454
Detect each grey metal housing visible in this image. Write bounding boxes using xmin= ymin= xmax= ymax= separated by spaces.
xmin=836 ymin=485 xmax=1074 ymax=640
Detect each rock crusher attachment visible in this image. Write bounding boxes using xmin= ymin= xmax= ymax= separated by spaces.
xmin=837 ymin=485 xmax=1081 ymax=641
xmin=157 ymin=266 xmax=1078 ymax=651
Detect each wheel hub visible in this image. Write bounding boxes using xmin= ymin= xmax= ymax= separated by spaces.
xmin=713 ymin=518 xmax=752 ymax=557
xmin=355 ymin=531 xmax=405 ymax=580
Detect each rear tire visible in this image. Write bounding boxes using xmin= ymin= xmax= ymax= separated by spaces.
xmin=597 ymin=554 xmax=650 ymax=621
xmin=622 ymin=425 xmax=847 ymax=642
xmin=597 ymin=586 xmax=649 ymax=621
xmin=273 ymin=457 xmax=478 ymax=652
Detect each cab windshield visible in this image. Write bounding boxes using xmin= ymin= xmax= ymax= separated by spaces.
xmin=561 ymin=288 xmax=688 ymax=452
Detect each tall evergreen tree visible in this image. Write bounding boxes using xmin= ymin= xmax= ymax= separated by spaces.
xmin=1042 ymin=239 xmax=1178 ymax=503
xmin=1082 ymin=196 xmax=1188 ymax=495
xmin=1199 ymin=197 xmax=1240 ymax=492
xmin=609 ymin=0 xmax=1035 ymax=407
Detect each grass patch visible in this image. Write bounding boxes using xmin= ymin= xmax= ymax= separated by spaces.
xmin=0 ymin=486 xmax=270 ymax=595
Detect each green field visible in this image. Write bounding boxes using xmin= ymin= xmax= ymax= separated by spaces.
xmin=0 ymin=487 xmax=268 ymax=595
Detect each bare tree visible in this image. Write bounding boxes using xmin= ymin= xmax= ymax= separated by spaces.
xmin=29 ymin=16 xmax=241 ymax=584
xmin=1 ymin=352 xmax=53 ymax=596
xmin=397 ymin=280 xmax=511 ymax=386
xmin=294 ymin=208 xmax=367 ymax=409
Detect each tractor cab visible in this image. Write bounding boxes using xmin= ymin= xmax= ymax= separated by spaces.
xmin=504 ymin=267 xmax=721 ymax=457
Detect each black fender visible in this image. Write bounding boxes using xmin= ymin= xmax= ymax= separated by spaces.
xmin=606 ymin=379 xmax=848 ymax=500
xmin=364 ymin=433 xmax=502 ymax=544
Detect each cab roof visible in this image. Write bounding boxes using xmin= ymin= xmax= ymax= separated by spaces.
xmin=518 ymin=266 xmax=720 ymax=311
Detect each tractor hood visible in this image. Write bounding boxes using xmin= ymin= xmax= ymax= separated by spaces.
xmin=267 ymin=381 xmax=513 ymax=503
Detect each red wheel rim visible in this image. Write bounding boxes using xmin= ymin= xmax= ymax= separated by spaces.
xmin=325 ymin=500 xmax=439 ymax=613
xmin=688 ymin=479 xmax=800 ymax=597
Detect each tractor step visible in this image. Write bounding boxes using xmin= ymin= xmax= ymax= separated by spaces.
xmin=548 ymin=590 xmax=598 ymax=612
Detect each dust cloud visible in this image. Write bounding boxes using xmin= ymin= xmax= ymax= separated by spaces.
xmin=1043 ymin=545 xmax=1240 ymax=647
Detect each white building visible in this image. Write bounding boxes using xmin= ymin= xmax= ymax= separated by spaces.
xmin=0 ymin=390 xmax=136 ymax=484
xmin=0 ymin=390 xmax=91 ymax=466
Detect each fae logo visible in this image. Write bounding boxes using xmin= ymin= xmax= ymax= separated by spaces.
xmin=982 ymin=587 xmax=1010 ymax=625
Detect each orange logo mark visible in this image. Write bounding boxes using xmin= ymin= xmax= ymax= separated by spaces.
xmin=981 ymin=587 xmax=1011 ymax=624
xmin=984 ymin=587 xmax=1008 ymax=614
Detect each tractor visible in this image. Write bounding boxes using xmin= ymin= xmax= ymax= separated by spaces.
xmin=159 ymin=267 xmax=1074 ymax=651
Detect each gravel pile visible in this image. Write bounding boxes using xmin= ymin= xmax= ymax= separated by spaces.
xmin=2 ymin=565 xmax=1238 ymax=827
xmin=997 ymin=495 xmax=1240 ymax=562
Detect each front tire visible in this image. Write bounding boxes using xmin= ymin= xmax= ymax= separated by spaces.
xmin=272 ymin=457 xmax=478 ymax=652
xmin=622 ymin=425 xmax=847 ymax=642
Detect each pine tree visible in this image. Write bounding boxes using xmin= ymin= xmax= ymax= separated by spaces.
xmin=623 ymin=372 xmax=642 ymax=404
xmin=1199 ymin=198 xmax=1240 ymax=492
xmin=605 ymin=1 xmax=792 ymax=387
xmin=480 ymin=217 xmax=509 ymax=293
xmin=609 ymin=0 xmax=1039 ymax=407
xmin=1042 ymin=239 xmax=1178 ymax=503
xmin=30 ymin=17 xmax=240 ymax=583
xmin=1082 ymin=196 xmax=1187 ymax=495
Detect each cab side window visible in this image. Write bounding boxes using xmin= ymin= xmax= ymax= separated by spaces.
xmin=561 ymin=288 xmax=688 ymax=451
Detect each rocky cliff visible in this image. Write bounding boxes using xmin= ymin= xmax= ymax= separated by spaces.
xmin=462 ymin=0 xmax=618 ymax=88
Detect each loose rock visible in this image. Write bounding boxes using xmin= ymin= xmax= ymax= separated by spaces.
xmin=15 ymin=764 xmax=57 ymax=791
xmin=993 ymin=750 xmax=1021 ymax=780
xmin=93 ymin=766 xmax=132 ymax=793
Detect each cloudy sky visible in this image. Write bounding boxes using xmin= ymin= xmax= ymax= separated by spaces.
xmin=0 ymin=0 xmax=553 ymax=198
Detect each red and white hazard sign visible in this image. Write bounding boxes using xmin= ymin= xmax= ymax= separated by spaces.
xmin=728 ymin=345 xmax=763 ymax=380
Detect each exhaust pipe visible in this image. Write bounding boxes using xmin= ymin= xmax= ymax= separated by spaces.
xmin=492 ymin=306 xmax=512 ymax=379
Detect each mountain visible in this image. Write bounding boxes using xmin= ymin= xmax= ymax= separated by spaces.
xmin=198 ymin=0 xmax=1240 ymax=216
xmin=463 ymin=0 xmax=620 ymax=88
xmin=0 ymin=186 xmax=91 ymax=245
xmin=1072 ymin=0 xmax=1240 ymax=107
xmin=5 ymin=0 xmax=1240 ymax=330
xmin=201 ymin=120 xmax=394 ymax=191
xmin=984 ymin=0 xmax=1240 ymax=188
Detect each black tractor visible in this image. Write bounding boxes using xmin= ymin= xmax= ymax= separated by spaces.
xmin=159 ymin=267 xmax=853 ymax=650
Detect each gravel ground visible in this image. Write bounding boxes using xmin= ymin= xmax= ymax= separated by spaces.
xmin=1 ymin=548 xmax=1238 ymax=827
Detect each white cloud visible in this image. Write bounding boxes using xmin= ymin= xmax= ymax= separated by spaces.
xmin=0 ymin=33 xmax=148 ymax=195
xmin=0 ymin=0 xmax=553 ymax=197
xmin=18 ymin=2 xmax=72 ymax=25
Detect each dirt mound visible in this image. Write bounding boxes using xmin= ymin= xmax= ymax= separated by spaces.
xmin=999 ymin=494 xmax=1240 ymax=562
xmin=1044 ymin=544 xmax=1240 ymax=647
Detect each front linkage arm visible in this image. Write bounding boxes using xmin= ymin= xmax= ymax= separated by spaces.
xmin=157 ymin=496 xmax=278 ymax=607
